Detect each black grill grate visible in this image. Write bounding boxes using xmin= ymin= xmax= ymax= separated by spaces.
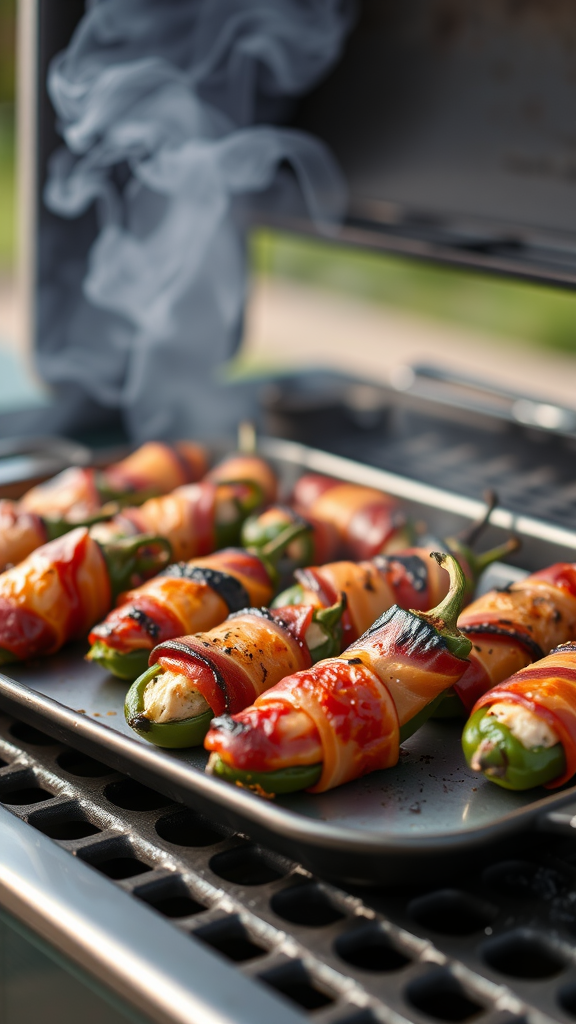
xmin=0 ymin=712 xmax=574 ymax=1024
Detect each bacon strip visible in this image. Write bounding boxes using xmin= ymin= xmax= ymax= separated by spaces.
xmin=291 ymin=474 xmax=403 ymax=559
xmin=89 ymin=549 xmax=273 ymax=654
xmin=207 ymin=455 xmax=277 ymax=504
xmin=254 ymin=659 xmax=399 ymax=791
xmin=455 ymin=565 xmax=576 ymax=711
xmin=101 ymin=441 xmax=207 ymax=493
xmin=206 ymin=607 xmax=468 ymax=793
xmin=474 ymin=643 xmax=576 ymax=788
xmin=20 ymin=467 xmax=101 ymax=518
xmin=294 ymin=547 xmax=453 ymax=648
xmin=0 ymin=528 xmax=111 ymax=659
xmin=343 ymin=608 xmax=467 ymax=726
xmin=107 ymin=481 xmax=217 ymax=560
xmin=0 ymin=501 xmax=47 ymax=572
xmin=150 ymin=609 xmax=312 ymax=717
xmin=18 ymin=441 xmax=208 ymax=520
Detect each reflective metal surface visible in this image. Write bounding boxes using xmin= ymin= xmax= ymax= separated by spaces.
xmin=1 ymin=438 xmax=576 ymax=884
xmin=2 ymin=708 xmax=573 ymax=1024
xmin=0 ymin=805 xmax=303 ymax=1024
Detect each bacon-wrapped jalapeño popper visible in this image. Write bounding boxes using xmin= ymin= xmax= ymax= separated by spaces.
xmin=288 ymin=473 xmax=413 ymax=559
xmin=462 ymin=642 xmax=576 ymax=790
xmin=124 ymin=599 xmax=344 ymax=748
xmin=204 ymin=553 xmax=472 ymax=796
xmin=443 ymin=562 xmax=576 ymax=720
xmin=206 ymin=453 xmax=278 ymax=506
xmin=1 ymin=450 xmax=272 ymax=574
xmin=243 ymin=486 xmax=509 ymax=584
xmin=269 ymin=533 xmax=517 ymax=652
xmin=241 ymin=504 xmax=341 ymax=572
xmin=0 ymin=527 xmax=172 ymax=665
xmin=20 ymin=441 xmax=208 ymax=519
xmin=0 ymin=441 xmax=208 ymax=573
xmin=89 ymin=479 xmax=264 ymax=561
xmin=87 ymin=521 xmax=309 ymax=681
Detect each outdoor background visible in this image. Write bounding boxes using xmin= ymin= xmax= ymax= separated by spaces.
xmin=2 ymin=0 xmax=576 ymax=411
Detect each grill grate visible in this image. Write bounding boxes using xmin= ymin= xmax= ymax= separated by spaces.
xmin=0 ymin=712 xmax=574 ymax=1024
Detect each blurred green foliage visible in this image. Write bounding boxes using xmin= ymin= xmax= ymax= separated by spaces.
xmin=0 ymin=105 xmax=14 ymax=271
xmin=252 ymin=230 xmax=576 ymax=354
xmin=0 ymin=0 xmax=15 ymax=104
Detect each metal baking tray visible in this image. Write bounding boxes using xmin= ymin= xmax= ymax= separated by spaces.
xmin=1 ymin=436 xmax=576 ymax=885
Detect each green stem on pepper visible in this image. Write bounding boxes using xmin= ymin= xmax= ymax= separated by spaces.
xmin=446 ymin=535 xmax=521 ymax=591
xmin=249 ymin=521 xmax=310 ymax=587
xmin=411 ymin=552 xmax=472 ymax=661
xmin=98 ymin=534 xmax=173 ymax=599
xmin=241 ymin=508 xmax=315 ymax=570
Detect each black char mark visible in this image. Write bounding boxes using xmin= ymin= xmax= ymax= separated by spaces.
xmin=211 ymin=713 xmax=250 ymax=736
xmin=551 ymin=641 xmax=576 ymax=655
xmin=129 ymin=713 xmax=151 ymax=732
xmin=374 ymin=553 xmax=428 ymax=593
xmin=459 ymin=623 xmax=544 ymax=660
xmin=126 ymin=607 xmax=160 ymax=638
xmin=154 ymin=640 xmax=230 ymax=711
xmin=161 ymin=564 xmax=250 ymax=613
xmin=227 ymin=607 xmax=274 ymax=623
xmin=359 ymin=605 xmax=447 ymax=655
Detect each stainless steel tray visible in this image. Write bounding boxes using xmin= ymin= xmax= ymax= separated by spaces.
xmin=1 ymin=437 xmax=576 ymax=884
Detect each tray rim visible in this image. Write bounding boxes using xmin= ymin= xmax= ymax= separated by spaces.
xmin=2 ymin=437 xmax=576 ymax=880
xmin=260 ymin=436 xmax=576 ymax=553
xmin=1 ymin=670 xmax=575 ymax=861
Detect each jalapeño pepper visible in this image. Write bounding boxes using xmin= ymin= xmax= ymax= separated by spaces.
xmin=87 ymin=521 xmax=309 ymax=680
xmin=124 ymin=598 xmax=345 ymax=748
xmin=205 ymin=553 xmax=472 ymax=796
xmin=462 ymin=641 xmax=576 ymax=790
xmin=0 ymin=529 xmax=171 ymax=664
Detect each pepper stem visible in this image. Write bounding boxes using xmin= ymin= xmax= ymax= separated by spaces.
xmin=250 ymin=521 xmax=310 ymax=585
xmin=99 ymin=534 xmax=173 ymax=598
xmin=448 ymin=534 xmax=521 ymax=583
xmin=412 ymin=553 xmax=472 ymax=660
xmin=469 ymin=535 xmax=521 ymax=574
xmin=457 ymin=489 xmax=498 ymax=547
xmin=260 ymin=521 xmax=310 ymax=560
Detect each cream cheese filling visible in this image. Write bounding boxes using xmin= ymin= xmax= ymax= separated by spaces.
xmin=487 ymin=701 xmax=559 ymax=750
xmin=143 ymin=669 xmax=210 ymax=723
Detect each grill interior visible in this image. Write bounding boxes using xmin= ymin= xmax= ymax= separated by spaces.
xmin=1 ymin=712 xmax=576 ymax=1023
xmin=263 ymin=370 xmax=576 ymax=533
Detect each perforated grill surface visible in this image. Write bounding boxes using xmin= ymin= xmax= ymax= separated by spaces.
xmin=1 ymin=714 xmax=576 ymax=1024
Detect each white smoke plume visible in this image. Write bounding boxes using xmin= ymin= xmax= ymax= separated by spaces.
xmin=41 ymin=0 xmax=354 ymax=439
